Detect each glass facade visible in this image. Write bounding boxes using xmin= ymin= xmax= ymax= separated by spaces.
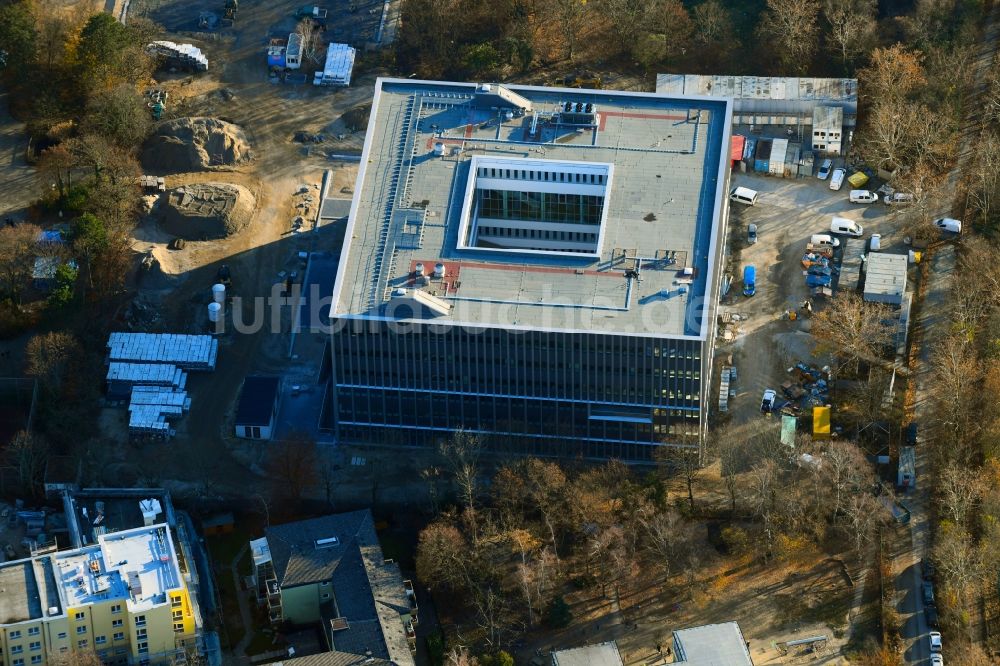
xmin=478 ymin=190 xmax=604 ymax=226
xmin=328 ymin=323 xmax=705 ymax=462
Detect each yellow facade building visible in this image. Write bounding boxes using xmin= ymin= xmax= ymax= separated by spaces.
xmin=0 ymin=524 xmax=198 ymax=666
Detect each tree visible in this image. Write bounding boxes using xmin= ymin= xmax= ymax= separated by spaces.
xmin=73 ymin=13 xmax=151 ymax=98
xmin=47 ymin=262 xmax=78 ymax=308
xmin=929 ymin=335 xmax=982 ymax=464
xmin=550 ymin=0 xmax=590 ymax=60
xmin=824 ymin=441 xmax=871 ymax=524
xmin=6 ymin=430 xmax=49 ymax=499
xmin=843 ymin=492 xmax=885 ymax=555
xmin=823 ymin=0 xmax=877 ymax=71
xmin=439 ymin=429 xmax=482 ymax=538
xmin=416 ymin=520 xmax=469 ymax=590
xmin=655 ymin=0 xmax=693 ymax=64
xmin=36 ymin=144 xmax=77 ymax=200
xmin=0 ymin=223 xmax=41 ymax=305
xmin=859 ymin=45 xmax=926 ymax=104
xmin=0 ymin=1 xmax=37 ymax=77
xmin=637 ymin=503 xmax=692 ymax=583
xmin=755 ymin=0 xmax=821 ymax=74
xmin=967 ymin=130 xmax=1000 ymax=230
xmin=810 ymin=293 xmax=895 ymax=374
xmin=932 ymin=521 xmax=982 ymax=606
xmin=937 ymin=463 xmax=985 ymax=528
xmin=692 ymin=0 xmax=737 ymax=68
xmin=545 ymin=595 xmax=572 ymax=628
xmin=656 ymin=441 xmax=698 ymax=511
xmin=266 ymin=433 xmax=319 ymax=505
xmin=82 ymin=84 xmax=152 ymax=148
xmin=70 ymin=213 xmax=107 ymax=289
xmin=603 ymin=0 xmax=653 ymax=52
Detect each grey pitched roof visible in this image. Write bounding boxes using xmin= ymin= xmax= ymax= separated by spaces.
xmin=265 ymin=510 xmax=373 ymax=588
xmin=265 ymin=510 xmax=415 ymax=666
xmin=271 ymin=652 xmax=392 ymax=666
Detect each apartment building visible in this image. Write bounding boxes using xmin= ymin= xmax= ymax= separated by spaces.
xmin=0 ymin=524 xmax=197 ymax=666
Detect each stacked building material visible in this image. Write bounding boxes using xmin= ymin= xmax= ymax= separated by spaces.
xmin=127 ymin=387 xmax=191 ymax=440
xmin=107 ymin=333 xmax=218 ymax=371
xmin=146 ymin=41 xmax=209 ymax=72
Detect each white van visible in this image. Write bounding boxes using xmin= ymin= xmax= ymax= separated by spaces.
xmin=810 ymin=234 xmax=840 ymax=248
xmin=730 ymin=186 xmax=759 ymax=206
xmin=850 ymin=190 xmax=879 ymax=204
xmin=830 ymin=216 xmax=864 ymax=237
xmin=885 ymin=192 xmax=915 ymax=205
xmin=933 ymin=217 xmax=962 ymax=233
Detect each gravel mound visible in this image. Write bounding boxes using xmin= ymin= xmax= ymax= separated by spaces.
xmin=160 ymin=182 xmax=255 ymax=240
xmin=144 ymin=117 xmax=253 ymax=172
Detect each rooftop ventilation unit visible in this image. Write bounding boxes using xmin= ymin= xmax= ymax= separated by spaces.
xmin=314 ymin=536 xmax=340 ymax=549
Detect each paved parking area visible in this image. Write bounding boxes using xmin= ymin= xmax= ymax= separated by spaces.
xmin=719 ymin=171 xmax=907 ymax=424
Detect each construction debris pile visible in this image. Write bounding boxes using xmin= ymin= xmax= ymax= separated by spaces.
xmin=781 ymin=362 xmax=831 ymax=413
xmin=143 ymin=117 xmax=253 ymax=171
xmin=160 ymin=182 xmax=256 ymax=240
xmin=105 ymin=333 xmax=219 ymax=440
xmin=146 ymin=41 xmax=209 ymax=72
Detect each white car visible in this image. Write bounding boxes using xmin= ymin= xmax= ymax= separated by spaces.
xmin=929 ymin=631 xmax=942 ymax=653
xmin=885 ymin=192 xmax=915 ymax=205
xmin=933 ymin=217 xmax=962 ymax=233
xmin=829 ymin=168 xmax=847 ymax=191
xmin=760 ymin=389 xmax=777 ymax=414
xmin=849 ymin=190 xmax=879 ymax=204
xmin=817 ymin=159 xmax=833 ymax=180
xmin=930 ymin=654 xmax=943 ymax=666
xmin=869 ymin=234 xmax=881 ymax=251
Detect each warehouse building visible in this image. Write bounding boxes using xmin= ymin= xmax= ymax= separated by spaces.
xmin=326 ymin=79 xmax=732 ymax=462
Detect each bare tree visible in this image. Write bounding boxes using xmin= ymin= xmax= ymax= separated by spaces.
xmin=693 ymin=0 xmax=736 ymax=48
xmin=743 ymin=460 xmax=779 ymax=559
xmin=930 ymin=334 xmax=982 ymax=463
xmin=932 ymin=522 xmax=983 ymax=606
xmin=25 ymin=332 xmax=81 ymax=393
xmin=439 ymin=429 xmax=482 ymax=538
xmin=823 ymin=0 xmax=877 ymax=70
xmin=266 ymin=433 xmax=319 ymax=504
xmin=755 ymin=0 xmax=821 ymax=74
xmin=859 ymin=45 xmax=926 ymax=104
xmin=810 ymin=293 xmax=895 ymax=374
xmin=549 ymin=0 xmax=590 ymax=60
xmin=843 ymin=492 xmax=886 ymax=555
xmin=602 ymin=0 xmax=654 ymax=52
xmin=5 ymin=431 xmax=50 ymax=498
xmin=416 ymin=519 xmax=469 ymax=590
xmin=656 ymin=0 xmax=693 ymax=63
xmin=824 ymin=441 xmax=871 ymax=524
xmin=0 ymin=223 xmax=41 ymax=305
xmin=967 ymin=130 xmax=1000 ymax=227
xmin=637 ymin=503 xmax=692 ymax=584
xmin=937 ymin=462 xmax=986 ymax=528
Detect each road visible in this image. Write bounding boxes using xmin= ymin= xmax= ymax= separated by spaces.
xmin=896 ymin=3 xmax=1000 ymax=664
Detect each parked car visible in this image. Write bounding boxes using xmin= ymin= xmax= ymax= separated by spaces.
xmin=817 ymin=159 xmax=833 ymax=180
xmin=760 ymin=389 xmax=777 ymax=414
xmin=747 ymin=223 xmax=758 ymax=244
xmin=929 ymin=631 xmax=942 ymax=653
xmin=830 ymin=216 xmax=863 ymax=237
xmin=806 ymin=274 xmax=833 ymax=288
xmin=850 ymin=190 xmax=879 ymax=204
xmin=730 ymin=186 xmax=759 ymax=206
xmin=923 ymin=580 xmax=935 ymax=605
xmin=933 ymin=217 xmax=962 ymax=233
xmin=906 ymin=422 xmax=919 ymax=446
xmin=829 ymin=168 xmax=847 ymax=190
xmin=885 ymin=192 xmax=915 ymax=205
xmin=810 ymin=233 xmax=840 ymax=248
xmin=925 ymin=606 xmax=939 ymax=630
xmin=930 ymin=653 xmax=943 ymax=666
xmin=869 ymin=234 xmax=881 ymax=251
xmin=921 ymin=557 xmax=936 ymax=579
xmin=743 ymin=265 xmax=756 ymax=297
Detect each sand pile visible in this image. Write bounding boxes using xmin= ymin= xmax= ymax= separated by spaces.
xmin=160 ymin=183 xmax=255 ymax=240
xmin=144 ymin=117 xmax=253 ymax=171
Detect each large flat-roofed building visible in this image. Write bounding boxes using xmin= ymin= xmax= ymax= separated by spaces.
xmin=0 ymin=524 xmax=199 ymax=666
xmin=326 ymin=79 xmax=733 ymax=461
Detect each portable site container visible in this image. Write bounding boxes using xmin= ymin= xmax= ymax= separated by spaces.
xmin=768 ymin=138 xmax=788 ymax=175
xmin=754 ymin=139 xmax=772 ymax=173
xmin=897 ymin=446 xmax=916 ymax=488
xmin=742 ymin=137 xmax=757 ymax=162
xmin=731 ymin=135 xmax=746 ymax=167
xmin=812 ymin=405 xmax=831 ymax=440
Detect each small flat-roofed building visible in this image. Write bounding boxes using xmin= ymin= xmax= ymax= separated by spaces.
xmin=551 ymin=641 xmax=624 ymax=666
xmin=235 ymin=375 xmax=280 ymax=440
xmin=864 ymin=253 xmax=908 ymax=306
xmin=327 ymin=78 xmax=733 ymax=462
xmin=672 ymin=622 xmax=754 ymax=665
